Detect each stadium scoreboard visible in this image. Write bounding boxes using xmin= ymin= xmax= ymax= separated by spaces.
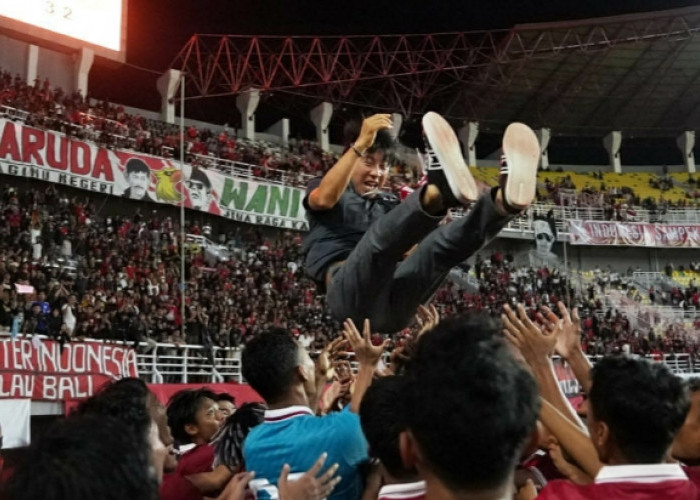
xmin=0 ymin=0 xmax=127 ymax=61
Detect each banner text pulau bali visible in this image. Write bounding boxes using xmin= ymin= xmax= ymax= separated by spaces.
xmin=0 ymin=339 xmax=137 ymax=401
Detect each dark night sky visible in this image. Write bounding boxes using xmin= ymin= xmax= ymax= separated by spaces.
xmin=88 ymin=0 xmax=700 ymax=159
xmin=119 ymin=0 xmax=700 ymax=71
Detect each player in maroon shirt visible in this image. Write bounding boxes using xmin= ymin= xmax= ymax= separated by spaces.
xmin=536 ymin=357 xmax=698 ymax=500
xmin=359 ymin=376 xmax=426 ymax=500
xmin=400 ymin=315 xmax=540 ymax=500
xmin=162 ymin=388 xmax=228 ymax=500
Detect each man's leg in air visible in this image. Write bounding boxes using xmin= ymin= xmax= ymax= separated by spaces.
xmin=326 ymin=112 xmax=479 ymax=331
xmin=381 ymin=122 xmax=540 ymax=331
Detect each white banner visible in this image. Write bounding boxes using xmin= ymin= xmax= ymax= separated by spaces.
xmin=0 ymin=119 xmax=309 ymax=230
xmin=0 ymin=399 xmax=30 ymax=448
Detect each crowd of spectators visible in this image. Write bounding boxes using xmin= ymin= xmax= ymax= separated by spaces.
xmin=0 ymin=69 xmax=362 ymax=187
xmin=0 ymin=69 xmax=698 ymax=361
xmin=4 ymin=300 xmax=700 ymax=500
xmin=0 ymin=179 xmax=696 ymax=362
xmin=537 ymin=172 xmax=700 ymax=218
xmin=434 ymin=253 xmax=699 ymax=357
xmin=0 ymin=182 xmax=338 ymax=358
xmin=538 ymin=174 xmax=648 ymax=219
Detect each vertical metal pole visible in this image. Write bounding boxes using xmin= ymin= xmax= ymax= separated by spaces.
xmin=179 ymin=75 xmax=186 ymax=338
xmin=561 ymin=197 xmax=571 ymax=307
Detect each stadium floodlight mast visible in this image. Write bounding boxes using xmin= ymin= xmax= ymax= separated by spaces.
xmin=179 ymin=73 xmax=186 ymax=339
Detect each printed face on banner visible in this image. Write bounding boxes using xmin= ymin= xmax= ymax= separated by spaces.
xmin=125 ymin=171 xmax=149 ymax=199
xmin=533 ymin=219 xmax=555 ymax=255
xmin=185 ymin=171 xmax=213 ymax=211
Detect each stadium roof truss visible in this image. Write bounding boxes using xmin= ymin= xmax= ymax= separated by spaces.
xmin=172 ymin=6 xmax=700 ymax=136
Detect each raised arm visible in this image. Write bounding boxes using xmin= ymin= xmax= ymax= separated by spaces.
xmin=307 ymin=114 xmax=393 ymax=211
xmin=310 ymin=337 xmax=348 ymax=414
xmin=343 ymin=318 xmax=388 ymax=413
xmin=549 ymin=302 xmax=592 ymax=393
xmin=502 ymin=304 xmax=584 ymax=429
xmin=539 ymin=399 xmax=602 ymax=478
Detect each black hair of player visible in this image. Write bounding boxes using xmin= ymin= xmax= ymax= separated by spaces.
xmin=5 ymin=415 xmax=158 ymax=500
xmin=405 ymin=314 xmax=539 ymax=492
xmin=242 ymin=328 xmax=302 ymax=404
xmin=589 ymin=355 xmax=690 ymax=464
xmin=166 ymin=388 xmax=219 ymax=445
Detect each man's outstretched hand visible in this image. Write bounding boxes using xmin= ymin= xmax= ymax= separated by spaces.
xmin=502 ymin=303 xmax=558 ymax=368
xmin=315 ymin=336 xmax=348 ymax=382
xmin=343 ymin=318 xmax=387 ymax=367
xmin=278 ymin=453 xmax=341 ymax=500
xmin=414 ymin=303 xmax=440 ymax=338
xmin=544 ymin=302 xmax=582 ymax=360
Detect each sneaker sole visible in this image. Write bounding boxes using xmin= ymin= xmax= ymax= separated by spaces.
xmin=422 ymin=111 xmax=478 ymax=204
xmin=502 ymin=122 xmax=540 ymax=209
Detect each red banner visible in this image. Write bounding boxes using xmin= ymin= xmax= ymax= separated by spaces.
xmin=652 ymin=224 xmax=700 ymax=247
xmin=0 ymin=338 xmax=138 ymax=401
xmin=568 ymin=220 xmax=700 ymax=247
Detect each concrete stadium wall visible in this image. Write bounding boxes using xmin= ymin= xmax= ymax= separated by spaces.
xmin=0 ymin=34 xmax=28 ymax=77
xmin=35 ymin=48 xmax=73 ymax=92
xmin=0 ymin=34 xmax=74 ymax=92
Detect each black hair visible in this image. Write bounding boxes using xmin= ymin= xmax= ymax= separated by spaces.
xmin=241 ymin=328 xmax=301 ymax=403
xmin=217 ymin=393 xmax=236 ymax=405
xmin=405 ymin=314 xmax=539 ymax=492
xmin=366 ymin=129 xmax=397 ymax=165
xmin=166 ymin=388 xmax=219 ymax=445
xmin=75 ymin=378 xmax=151 ymax=442
xmin=589 ymin=356 xmax=690 ymax=464
xmin=360 ymin=375 xmax=414 ymax=480
xmin=5 ymin=415 xmax=158 ymax=500
xmin=189 ymin=168 xmax=211 ymax=189
xmin=125 ymin=158 xmax=150 ymax=175
xmin=212 ymin=402 xmax=266 ymax=469
xmin=343 ymin=119 xmax=397 ymax=165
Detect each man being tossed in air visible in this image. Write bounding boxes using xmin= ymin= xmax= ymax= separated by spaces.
xmin=303 ymin=112 xmax=540 ymax=332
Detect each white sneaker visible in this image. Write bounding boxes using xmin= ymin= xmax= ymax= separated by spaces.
xmin=499 ymin=122 xmax=540 ymax=212
xmin=422 ymin=111 xmax=478 ymax=207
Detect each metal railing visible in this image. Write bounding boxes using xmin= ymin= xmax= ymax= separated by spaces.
xmin=632 ymin=271 xmax=672 ymax=291
xmin=2 ymin=332 xmax=698 ymax=385
xmin=451 ymin=202 xmax=700 ymax=236
xmin=190 ymin=153 xmax=314 ymax=187
xmin=584 ymin=353 xmax=697 ymax=374
xmin=0 ymin=105 xmax=29 ymax=122
xmin=136 ymin=342 xmax=243 ymax=384
xmin=3 ymin=103 xmax=700 ymax=223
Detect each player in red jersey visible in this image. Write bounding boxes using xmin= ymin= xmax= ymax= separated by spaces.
xmin=535 ymin=357 xmax=698 ymax=500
